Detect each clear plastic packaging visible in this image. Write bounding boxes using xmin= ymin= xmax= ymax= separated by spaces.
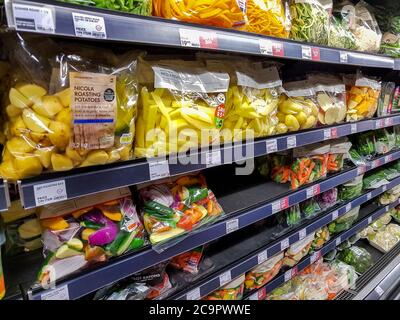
xmin=327 ymin=138 xmax=352 ymax=173
xmin=345 ymin=72 xmax=381 ymax=122
xmin=0 ymin=221 xmax=4 ymax=300
xmin=222 ymin=65 xmax=281 ymax=141
xmin=379 ymin=185 xmax=400 ymax=205
xmin=329 ymin=2 xmax=358 ymax=50
xmin=370 ymin=212 xmax=392 ymax=230
xmin=0 ymin=37 xmax=139 ymax=180
xmin=337 ymin=245 xmax=373 ymax=274
xmin=278 ymin=80 xmax=319 ymax=133
xmin=289 ymin=0 xmax=332 ymax=45
xmin=152 ymin=0 xmax=246 ymax=29
xmin=375 ymin=128 xmax=395 ymax=155
xmin=368 ymin=224 xmax=400 ymax=252
xmin=139 ymin=174 xmax=224 ymax=252
xmin=170 ymin=246 xmax=204 ymax=274
xmin=301 ymin=198 xmax=321 ymax=219
xmin=245 ymin=0 xmax=291 ymax=38
xmin=283 ymin=232 xmax=315 ymax=267
xmin=394 ymin=126 xmax=400 ymax=148
xmin=244 ymin=252 xmax=284 ymax=290
xmin=311 ymin=227 xmax=330 ymax=250
xmin=135 ymin=61 xmax=230 ymax=158
xmin=363 ymin=171 xmax=389 ymax=190
xmin=316 ymin=188 xmax=338 ymax=210
xmin=204 ymin=274 xmax=245 ymax=300
xmin=37 ymin=188 xmax=146 ymax=287
xmin=60 ymin=0 xmax=152 ymax=15
xmin=328 ymin=206 xmax=360 ymax=235
xmin=377 ymin=82 xmax=396 ymax=116
xmin=390 ymin=206 xmax=400 ymax=223
xmin=276 ymin=204 xmax=302 ymax=232
xmin=338 ymin=174 xmax=364 ymax=202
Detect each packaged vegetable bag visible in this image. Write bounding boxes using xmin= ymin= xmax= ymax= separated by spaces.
xmin=223 ymin=65 xmax=281 ymax=141
xmin=274 ymin=204 xmax=301 ymax=237
xmin=338 ymin=174 xmax=363 ymax=202
xmin=327 ymin=138 xmax=352 ymax=173
xmin=329 ymin=1 xmax=358 ymax=50
xmin=135 ymin=62 xmax=230 ymax=158
xmin=283 ymin=232 xmax=315 ymax=267
xmin=316 ymin=187 xmax=338 ymax=210
xmin=301 ymin=198 xmax=321 ymax=219
xmin=37 ymin=188 xmax=146 ymax=287
xmin=375 ymin=128 xmax=395 ymax=155
xmin=60 ymin=0 xmax=152 ymax=15
xmin=0 ymin=36 xmax=140 ymax=180
xmin=204 ymin=274 xmax=245 ymax=300
xmin=278 ymin=80 xmax=319 ymax=133
xmin=328 ymin=206 xmax=360 ymax=234
xmin=289 ymin=0 xmax=332 ymax=45
xmin=377 ymin=82 xmax=395 ymax=116
xmin=245 ymin=0 xmax=291 ymax=38
xmin=138 ymin=174 xmax=224 ymax=252
xmin=152 ymin=0 xmax=246 ymax=29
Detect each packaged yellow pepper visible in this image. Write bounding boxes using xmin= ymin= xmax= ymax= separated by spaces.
xmin=245 ymin=0 xmax=291 ymax=38
xmin=278 ymin=81 xmax=319 ymax=133
xmin=135 ymin=61 xmax=230 ymax=158
xmin=223 ymin=64 xmax=281 ymax=142
xmin=152 ymin=0 xmax=246 ymax=29
xmin=345 ymin=72 xmax=381 ymax=122
xmin=0 ymin=36 xmax=139 ymax=180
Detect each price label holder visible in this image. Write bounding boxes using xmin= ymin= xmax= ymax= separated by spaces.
xmin=149 ymin=159 xmax=170 ymax=181
xmin=340 ymin=51 xmax=348 ymax=63
xmin=351 ymin=123 xmax=357 ymax=134
xmin=306 ymin=185 xmax=320 ymax=199
xmin=12 ymin=2 xmax=55 ymax=33
xmin=346 ymin=203 xmax=352 ymax=212
xmin=385 ymin=118 xmax=393 ymax=127
xmin=280 ymin=197 xmax=289 ymax=210
xmin=258 ymin=250 xmax=268 ymax=264
xmin=266 ymin=139 xmax=278 ymax=153
xmin=226 ymin=219 xmax=239 ymax=234
xmin=375 ymin=286 xmax=384 ymax=297
xmin=375 ymin=119 xmax=385 ymax=129
xmin=301 ymin=46 xmax=312 ymax=60
xmin=357 ymin=165 xmax=366 ymax=175
xmin=72 ymin=12 xmax=107 ymax=39
xmin=205 ymin=150 xmax=221 ymax=168
xmin=186 ymin=288 xmax=201 ymax=300
xmin=259 ymin=39 xmax=273 ymax=55
xmin=324 ymin=129 xmax=331 ymax=140
xmin=331 ymin=210 xmax=339 ymax=220
xmin=34 ymin=180 xmax=67 ymax=206
xmin=335 ymin=237 xmax=342 ymax=247
xmin=280 ymin=238 xmax=290 ymax=251
xmin=41 ymin=285 xmax=69 ymax=300
xmin=310 ymin=251 xmax=321 ymax=264
xmin=368 ymin=216 xmax=373 ymax=224
xmin=179 ymin=29 xmax=218 ymax=49
xmin=367 ymin=192 xmax=372 ymax=200
xmin=219 ymin=270 xmax=232 ymax=286
xmin=385 ymin=155 xmax=393 ymax=163
xmin=299 ymin=228 xmax=307 ymax=240
xmin=287 ymin=136 xmax=297 ymax=149
xmin=271 ymin=200 xmax=281 ymax=214
xmin=331 ymin=128 xmax=338 ymax=138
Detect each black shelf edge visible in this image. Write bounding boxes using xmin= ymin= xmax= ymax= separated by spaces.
xmin=17 ymin=115 xmax=400 ymax=209
xmin=3 ymin=0 xmax=397 ymax=69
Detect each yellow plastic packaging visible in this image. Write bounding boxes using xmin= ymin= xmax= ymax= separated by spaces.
xmin=0 ymin=38 xmax=140 ymax=180
xmin=278 ymin=81 xmax=319 ymax=133
xmin=135 ymin=61 xmax=230 ymax=158
xmin=152 ymin=0 xmax=246 ymax=29
xmin=245 ymin=0 xmax=291 ymax=38
xmin=223 ymin=65 xmax=281 ymax=142
xmin=345 ymin=73 xmax=381 ymax=122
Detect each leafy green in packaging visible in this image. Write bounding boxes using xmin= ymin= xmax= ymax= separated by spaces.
xmin=375 ymin=128 xmax=395 ymax=155
xmin=300 ymin=198 xmax=321 ymax=219
xmin=337 ymin=245 xmax=373 ymax=274
xmin=276 ymin=204 xmax=302 ymax=230
xmin=351 ymin=132 xmax=376 ymax=160
xmin=328 ymin=206 xmax=360 ymax=235
xmin=363 ymin=171 xmax=389 ymax=190
xmin=338 ymin=175 xmax=363 ymax=202
xmin=329 ymin=2 xmax=358 ymax=50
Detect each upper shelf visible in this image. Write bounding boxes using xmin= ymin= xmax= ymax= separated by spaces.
xmin=4 ymin=0 xmax=400 ymax=70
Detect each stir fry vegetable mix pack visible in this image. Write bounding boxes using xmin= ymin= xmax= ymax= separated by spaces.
xmin=0 ymin=37 xmax=138 ymax=180
xmin=329 ymin=2 xmax=358 ymax=50
xmin=205 ymin=274 xmax=245 ymax=300
xmin=139 ymin=174 xmax=224 ymax=250
xmin=152 ymin=0 xmax=246 ymax=29
xmin=60 ymin=0 xmax=152 ymax=15
xmin=37 ymin=188 xmax=146 ymax=286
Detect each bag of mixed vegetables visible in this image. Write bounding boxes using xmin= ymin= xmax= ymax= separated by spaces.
xmin=375 ymin=128 xmax=395 ymax=155
xmin=244 ymin=252 xmax=284 ymax=290
xmin=328 ymin=206 xmax=360 ymax=234
xmin=289 ymin=0 xmax=332 ymax=45
xmin=204 ymin=274 xmax=245 ymax=300
xmin=379 ymin=185 xmax=400 ymax=205
xmin=370 ymin=212 xmax=392 ymax=230
xmin=139 ymin=174 xmax=224 ymax=251
xmin=270 ymin=151 xmax=292 ymax=184
xmin=283 ymin=232 xmax=315 ymax=267
xmin=328 ymin=138 xmax=352 ymax=173
xmin=135 ymin=61 xmax=230 ymax=158
xmin=345 ymin=72 xmax=381 ymax=122
xmin=170 ymin=246 xmax=204 ymax=275
xmin=338 ymin=174 xmax=363 ymax=202
xmin=222 ymin=65 xmax=281 ymax=141
xmin=337 ymin=245 xmax=373 ymax=274
xmin=377 ymin=82 xmax=395 ymax=116
xmin=152 ymin=0 xmax=246 ymax=29
xmin=278 ymin=80 xmax=319 ymax=133
xmin=301 ymin=198 xmax=321 ymax=219
xmin=36 ymin=188 xmax=146 ymax=287
xmin=329 ymin=1 xmax=358 ymax=50
xmin=316 ymin=187 xmax=338 ymax=210
xmin=59 ymin=0 xmax=152 ymax=15
xmin=311 ymin=227 xmax=330 ymax=250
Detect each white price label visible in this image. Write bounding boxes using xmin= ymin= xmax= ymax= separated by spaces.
xmin=357 ymin=165 xmax=366 ymax=175
xmin=335 ymin=237 xmax=341 ymax=247
xmin=382 ymin=185 xmax=388 ymax=192
xmin=258 ymin=250 xmax=269 ymax=264
xmin=12 ymin=3 xmax=55 ymax=33
xmin=367 ymin=193 xmax=372 ymax=200
xmin=266 ymin=139 xmax=278 ymax=153
xmin=301 ymin=46 xmax=312 ymax=60
xmin=299 ymin=228 xmax=307 ymax=240
xmin=226 ymin=219 xmax=239 ymax=234
xmin=332 ymin=210 xmax=339 ymax=220
xmin=340 ymin=51 xmax=348 ymax=63
xmin=346 ymin=203 xmax=351 ymax=212
xmin=187 ymin=287 xmax=201 ymax=300
xmin=280 ymin=238 xmax=290 ymax=251
xmin=385 ymin=118 xmax=393 ymax=127
xmin=219 ymin=271 xmax=232 ymax=286
xmin=385 ymin=206 xmax=389 ymax=212
xmin=149 ymin=160 xmax=170 ymax=181
xmin=206 ymin=150 xmax=221 ymax=168
xmin=375 ymin=286 xmax=384 ymax=297
xmin=34 ymin=180 xmax=67 ymax=206
xmin=385 ymin=155 xmax=393 ymax=163
xmin=310 ymin=251 xmax=321 ymax=264
xmin=287 ymin=136 xmax=297 ymax=149
xmin=272 ymin=200 xmax=281 ymax=214
xmin=351 ymin=123 xmax=357 ymax=134
xmin=248 ymin=292 xmax=259 ymax=300
xmin=368 ymin=216 xmax=373 ymax=224
xmin=306 ymin=187 xmax=314 ymax=198
xmin=41 ymin=285 xmax=69 ymax=300
xmin=179 ymin=29 xmax=218 ymax=49
xmin=284 ymin=269 xmax=292 ymax=282
xmin=72 ymin=13 xmax=106 ymax=39
xmin=324 ymin=129 xmax=331 ymax=140
xmin=259 ymin=39 xmax=273 ymax=55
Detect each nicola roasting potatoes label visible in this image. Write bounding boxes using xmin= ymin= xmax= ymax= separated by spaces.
xmin=70 ymin=71 xmax=116 ymax=149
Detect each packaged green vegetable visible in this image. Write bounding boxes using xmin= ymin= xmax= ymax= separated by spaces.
xmin=377 ymin=82 xmax=395 ymax=116
xmin=329 ymin=2 xmax=358 ymax=50
xmin=328 ymin=206 xmax=360 ymax=235
xmin=289 ymin=0 xmax=332 ymax=46
xmin=351 ymin=132 xmax=376 ymax=160
xmin=300 ymin=198 xmax=321 ymax=219
xmin=256 ymin=156 xmax=270 ymax=178
xmin=363 ymin=171 xmax=389 ymax=190
xmin=338 ymin=175 xmax=363 ymax=202
xmin=337 ymin=245 xmax=373 ymax=274
xmin=375 ymin=128 xmax=395 ymax=155
xmin=370 ymin=212 xmax=392 ymax=230
xmin=275 ymin=204 xmax=302 ymax=233
xmin=394 ymin=126 xmax=400 ymax=148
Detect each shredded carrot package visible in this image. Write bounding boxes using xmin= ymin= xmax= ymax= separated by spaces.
xmin=245 ymin=0 xmax=291 ymax=38
xmin=153 ymin=0 xmax=246 ymax=29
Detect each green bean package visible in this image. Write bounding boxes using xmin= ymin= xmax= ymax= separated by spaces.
xmin=289 ymin=0 xmax=332 ymax=46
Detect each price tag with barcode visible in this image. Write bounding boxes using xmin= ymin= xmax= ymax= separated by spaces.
xmin=206 ymin=150 xmax=221 ymax=168
xmin=258 ymin=250 xmax=268 ymax=264
xmin=340 ymin=51 xmax=348 ymax=63
xmin=311 ymin=251 xmax=321 ymax=263
xmin=299 ymin=228 xmax=307 ymax=240
xmin=287 ymin=136 xmax=297 ymax=149
xmin=335 ymin=237 xmax=341 ymax=247
xmin=34 ymin=180 xmax=67 ymax=206
xmin=332 ymin=210 xmax=339 ymax=220
xmin=41 ymin=285 xmax=69 ymax=300
xmin=301 ymin=46 xmax=312 ymax=60
xmin=284 ymin=269 xmax=292 ymax=282
xmin=259 ymin=39 xmax=273 ymax=55
xmin=12 ymin=3 xmax=55 ymax=33
xmin=186 ymin=288 xmax=201 ymax=300
xmin=266 ymin=139 xmax=278 ymax=153
xmin=324 ymin=129 xmax=331 ymax=140
xmin=179 ymin=29 xmax=218 ymax=49
xmin=72 ymin=13 xmax=107 ymax=39
xmin=226 ymin=219 xmax=239 ymax=234
xmin=149 ymin=159 xmax=170 ymax=181
xmin=271 ymin=200 xmax=281 ymax=214
xmin=351 ymin=123 xmax=357 ymax=134
xmin=280 ymin=238 xmax=290 ymax=251
xmin=219 ymin=271 xmax=232 ymax=286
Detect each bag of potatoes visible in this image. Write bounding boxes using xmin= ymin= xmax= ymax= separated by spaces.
xmin=0 ymin=36 xmax=140 ymax=180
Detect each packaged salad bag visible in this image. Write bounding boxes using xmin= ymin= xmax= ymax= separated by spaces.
xmin=204 ymin=274 xmax=245 ymax=300
xmin=329 ymin=1 xmax=358 ymax=50
xmin=36 ymin=188 xmax=146 ymax=287
xmin=60 ymin=0 xmax=152 ymax=15
xmin=138 ymin=174 xmax=224 ymax=252
xmin=0 ymin=35 xmax=139 ymax=180
xmin=338 ymin=174 xmax=363 ymax=202
xmin=135 ymin=60 xmax=230 ymax=158
xmin=327 ymin=138 xmax=352 ymax=173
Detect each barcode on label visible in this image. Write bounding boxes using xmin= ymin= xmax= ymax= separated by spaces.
xmin=187 ymin=288 xmax=201 ymax=300
xmin=149 ymin=160 xmax=170 ymax=180
xmin=179 ymin=29 xmax=218 ymax=49
xmin=226 ymin=219 xmax=239 ymax=234
xmin=287 ymin=136 xmax=297 ymax=149
xmin=280 ymin=238 xmax=290 ymax=251
xmin=258 ymin=250 xmax=268 ymax=264
xmin=266 ymin=139 xmax=278 ymax=153
xmin=41 ymin=285 xmax=69 ymax=300
xmin=299 ymin=228 xmax=307 ymax=240
xmin=219 ymin=270 xmax=232 ymax=286
xmin=301 ymin=46 xmax=312 ymax=60
xmin=351 ymin=123 xmax=357 ymax=134
xmin=259 ymin=39 xmax=273 ymax=55
xmin=12 ymin=3 xmax=55 ymax=33
xmin=72 ymin=13 xmax=107 ymax=39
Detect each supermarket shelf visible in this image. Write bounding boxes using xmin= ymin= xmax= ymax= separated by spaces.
xmin=171 ymin=178 xmax=400 ymax=300
xmin=0 ymin=179 xmax=10 ymax=211
xmin=244 ymin=199 xmax=400 ymax=300
xmin=3 ymin=0 xmax=397 ymax=70
xmin=17 ymin=115 xmax=400 ymax=209
xmin=26 ymin=153 xmax=400 ymax=300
